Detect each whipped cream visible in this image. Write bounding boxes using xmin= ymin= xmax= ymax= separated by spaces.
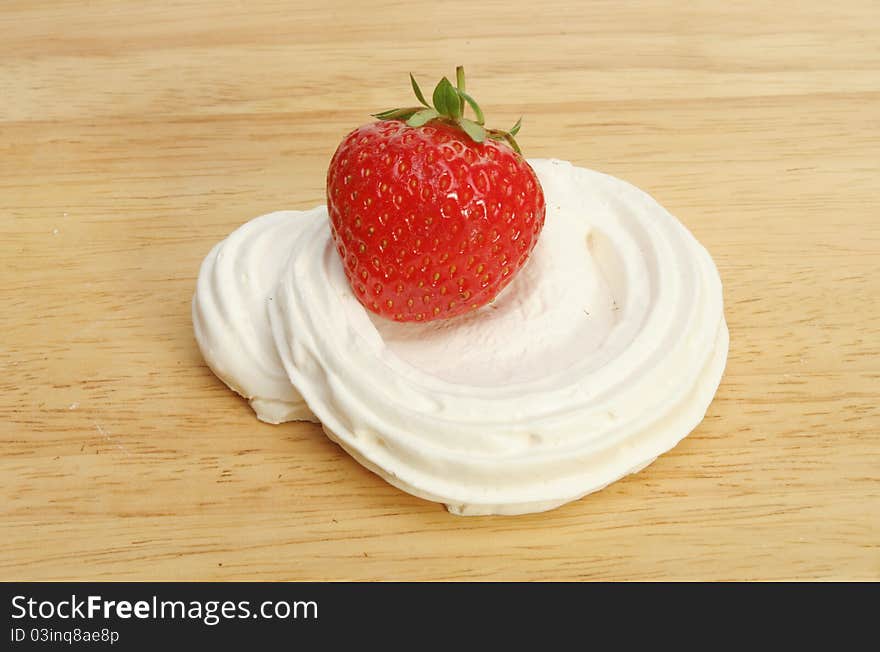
xmin=194 ymin=159 xmax=728 ymax=515
xmin=192 ymin=209 xmax=317 ymax=424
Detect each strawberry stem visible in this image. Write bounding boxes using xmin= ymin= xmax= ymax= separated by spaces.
xmin=455 ymin=65 xmax=466 ymax=116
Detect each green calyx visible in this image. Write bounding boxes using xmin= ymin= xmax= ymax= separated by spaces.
xmin=371 ymin=66 xmax=523 ymax=154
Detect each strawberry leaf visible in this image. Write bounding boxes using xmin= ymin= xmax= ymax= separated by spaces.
xmin=407 ymin=108 xmax=439 ymax=127
xmin=502 ymin=132 xmax=522 ymax=154
xmin=410 ymin=74 xmax=430 ymax=107
xmin=372 ymin=106 xmax=423 ymax=121
xmin=432 ymin=77 xmax=462 ymax=120
xmin=459 ymin=91 xmax=485 ymax=125
xmin=509 ymin=116 xmax=522 ymax=137
xmin=459 ymin=118 xmax=486 ymax=143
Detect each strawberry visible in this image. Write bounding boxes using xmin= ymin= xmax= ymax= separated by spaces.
xmin=326 ymin=67 xmax=545 ymax=322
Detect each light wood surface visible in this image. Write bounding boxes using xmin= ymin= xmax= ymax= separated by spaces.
xmin=2 ymin=0 xmax=878 ymax=581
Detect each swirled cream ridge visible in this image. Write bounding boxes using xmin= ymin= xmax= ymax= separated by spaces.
xmin=192 ymin=209 xmax=318 ymax=424
xmin=194 ymin=159 xmax=728 ymax=515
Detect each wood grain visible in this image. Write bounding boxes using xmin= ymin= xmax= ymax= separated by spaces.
xmin=2 ymin=0 xmax=878 ymax=581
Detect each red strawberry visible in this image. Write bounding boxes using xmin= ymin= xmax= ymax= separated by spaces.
xmin=326 ymin=67 xmax=545 ymax=322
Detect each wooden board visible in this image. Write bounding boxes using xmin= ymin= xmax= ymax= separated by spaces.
xmin=2 ymin=0 xmax=878 ymax=581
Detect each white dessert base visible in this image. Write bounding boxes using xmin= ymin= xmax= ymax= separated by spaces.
xmin=194 ymin=159 xmax=728 ymax=515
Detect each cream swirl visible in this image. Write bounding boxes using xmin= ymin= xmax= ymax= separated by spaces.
xmin=192 ymin=210 xmax=317 ymax=424
xmin=266 ymin=159 xmax=728 ymax=515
